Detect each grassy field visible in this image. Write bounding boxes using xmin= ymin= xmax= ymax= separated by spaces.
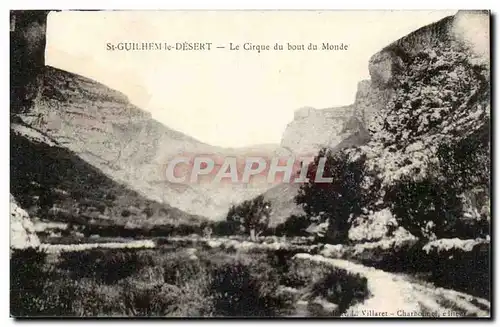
xmin=10 ymin=245 xmax=370 ymax=317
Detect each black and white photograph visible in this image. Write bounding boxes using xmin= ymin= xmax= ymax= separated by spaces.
xmin=9 ymin=9 xmax=491 ymax=318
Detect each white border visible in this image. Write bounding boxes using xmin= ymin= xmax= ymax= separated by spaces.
xmin=2 ymin=0 xmax=498 ymax=326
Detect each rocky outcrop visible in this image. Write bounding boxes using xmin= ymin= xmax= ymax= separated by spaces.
xmin=352 ymin=80 xmax=394 ymax=128
xmin=10 ymin=11 xmax=50 ymax=113
xmin=360 ymin=11 xmax=490 ymax=183
xmin=10 ymin=194 xmax=40 ymax=249
xmin=281 ymin=105 xmax=355 ymax=155
xmin=347 ymin=10 xmax=490 ymax=240
xmin=276 ymin=11 xmax=490 ymax=237
xmin=10 ymin=11 xmax=49 ymax=70
xmin=293 ymin=10 xmax=490 ymax=152
xmin=368 ymin=11 xmax=489 ymax=88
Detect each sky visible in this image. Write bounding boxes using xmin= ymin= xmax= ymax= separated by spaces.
xmin=45 ymin=10 xmax=457 ymax=148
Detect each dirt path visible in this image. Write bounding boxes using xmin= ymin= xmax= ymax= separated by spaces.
xmin=294 ymin=254 xmax=490 ymax=318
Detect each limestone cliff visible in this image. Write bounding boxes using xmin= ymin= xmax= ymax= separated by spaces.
xmin=348 ymin=10 xmax=490 ymax=241
xmin=272 ymin=11 xmax=490 ymax=234
xmin=10 ymin=11 xmax=49 ymax=112
xmin=281 ymin=105 xmax=355 ymax=155
xmin=281 ymin=11 xmax=489 ymax=158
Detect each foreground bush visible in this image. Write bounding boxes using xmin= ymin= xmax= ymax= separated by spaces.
xmin=11 ymin=248 xmax=50 ymax=317
xmin=384 ymin=175 xmax=463 ymax=240
xmin=10 ymin=247 xmax=298 ymax=317
xmin=310 ymin=269 xmax=369 ymax=314
xmin=57 ymin=249 xmax=142 ymax=284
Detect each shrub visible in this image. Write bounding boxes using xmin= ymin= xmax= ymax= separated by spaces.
xmin=120 ymin=283 xmax=179 ymax=316
xmin=162 ymin=255 xmax=205 ymax=286
xmin=275 ymin=215 xmax=310 ymax=237
xmin=210 ymin=220 xmax=239 ymax=236
xmin=11 ymin=248 xmax=300 ymax=317
xmin=437 ymin=132 xmax=490 ymax=194
xmin=10 ymin=248 xmax=49 ymax=317
xmin=310 ymin=269 xmax=369 ymax=314
xmin=58 ymin=249 xmax=141 ymax=284
xmin=209 ymin=259 xmax=286 ymax=317
xmin=284 ymin=259 xmax=335 ymax=288
xmin=386 ymin=127 xmax=490 ymax=241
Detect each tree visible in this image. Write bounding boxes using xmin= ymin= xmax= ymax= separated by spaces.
xmin=226 ymin=195 xmax=272 ymax=241
xmin=384 ymin=174 xmax=463 ymax=240
xmin=295 ymin=149 xmax=367 ymax=244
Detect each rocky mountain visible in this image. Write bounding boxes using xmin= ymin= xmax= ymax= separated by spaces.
xmin=266 ymin=10 xmax=490 ymax=232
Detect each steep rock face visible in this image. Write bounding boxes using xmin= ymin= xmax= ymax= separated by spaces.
xmin=352 ymin=80 xmax=393 ymax=127
xmin=368 ymin=11 xmax=489 ymax=88
xmin=347 ymin=10 xmax=490 ymax=241
xmin=281 ymin=105 xmax=355 ymax=155
xmin=361 ymin=10 xmax=490 ymax=184
xmin=10 ymin=11 xmax=50 ymax=112
xmin=10 ymin=194 xmax=40 ymax=249
xmin=273 ymin=11 xmax=490 ymax=236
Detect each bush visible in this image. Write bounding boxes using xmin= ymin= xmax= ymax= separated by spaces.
xmin=209 ymin=259 xmax=287 ymax=317
xmin=284 ymin=259 xmax=335 ymax=288
xmin=436 ymin=129 xmax=490 ymax=238
xmin=210 ymin=220 xmax=239 ymax=236
xmin=437 ymin=131 xmax=490 ymax=194
xmin=162 ymin=255 xmax=205 ymax=286
xmin=10 ymin=248 xmax=49 ymax=317
xmin=11 ymin=248 xmax=301 ymax=317
xmin=275 ymin=215 xmax=310 ymax=237
xmin=120 ymin=283 xmax=184 ymax=316
xmin=58 ymin=249 xmax=141 ymax=284
xmin=310 ymin=269 xmax=369 ymax=314
xmin=386 ymin=126 xmax=490 ymax=241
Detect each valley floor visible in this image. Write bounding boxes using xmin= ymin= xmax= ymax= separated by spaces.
xmin=11 ymin=236 xmax=490 ymax=318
